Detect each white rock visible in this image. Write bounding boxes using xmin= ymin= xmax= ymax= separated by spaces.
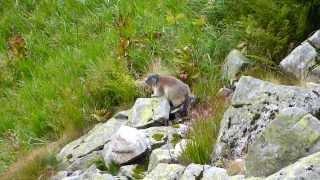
xmin=308 ymin=30 xmax=320 ymax=49
xmin=266 ymin=151 xmax=320 ymax=180
xmin=213 ymin=76 xmax=320 ymax=162
xmin=180 ymin=163 xmax=210 ymax=180
xmin=57 ymin=117 xmax=127 ymax=165
xmin=80 ymin=165 xmax=115 ymax=180
xmin=280 ymin=42 xmax=319 ymax=82
xmin=173 ymin=139 xmax=189 ymax=159
xmin=223 ymin=49 xmax=251 ymax=85
xmin=103 ymin=126 xmax=150 ymax=165
xmin=202 ymin=166 xmax=229 ymax=180
xmin=51 ymin=171 xmax=69 ymax=180
xmin=128 ymin=97 xmax=170 ymax=128
xmin=118 ymin=165 xmax=138 ymax=179
xmin=148 ymin=148 xmax=175 ymax=171
xmin=143 ymin=163 xmax=185 ymax=180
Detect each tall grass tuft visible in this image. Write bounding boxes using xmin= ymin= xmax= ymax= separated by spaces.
xmin=180 ymin=97 xmax=227 ymax=165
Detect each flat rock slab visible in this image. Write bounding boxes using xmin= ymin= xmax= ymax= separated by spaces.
xmin=180 ymin=163 xmax=210 ymax=180
xmin=128 ymin=97 xmax=170 ymax=128
xmin=141 ymin=124 xmax=187 ymax=150
xmin=57 ymin=117 xmax=127 ymax=166
xmin=202 ymin=166 xmax=230 ymax=180
xmin=265 ymin=151 xmax=320 ymax=180
xmin=148 ymin=148 xmax=175 ymax=171
xmin=212 ymin=76 xmax=320 ymax=162
xmin=143 ymin=163 xmax=185 ymax=180
xmin=52 ymin=165 xmax=115 ymax=180
xmin=118 ymin=164 xmax=138 ymax=179
xmin=246 ymin=107 xmax=320 ymax=177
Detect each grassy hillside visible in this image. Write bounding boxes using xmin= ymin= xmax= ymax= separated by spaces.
xmin=0 ymin=0 xmax=318 ymax=178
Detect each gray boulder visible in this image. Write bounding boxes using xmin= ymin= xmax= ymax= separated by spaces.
xmin=143 ymin=163 xmax=185 ymax=180
xmin=103 ymin=126 xmax=150 ymax=165
xmin=128 ymin=97 xmax=170 ymax=128
xmin=308 ymin=30 xmax=320 ymax=49
xmin=52 ymin=165 xmax=115 ymax=180
xmin=223 ymin=49 xmax=251 ymax=84
xmin=141 ymin=126 xmax=175 ymax=149
xmin=80 ymin=165 xmax=115 ymax=180
xmin=140 ymin=124 xmax=188 ymax=150
xmin=266 ymin=151 xmax=320 ymax=180
xmin=146 ymin=139 xmax=189 ymax=171
xmin=51 ymin=171 xmax=69 ymax=180
xmin=246 ymin=107 xmax=320 ymax=177
xmin=57 ymin=117 xmax=127 ymax=169
xmin=202 ymin=166 xmax=230 ymax=180
xmin=173 ymin=139 xmax=189 ymax=159
xmin=212 ymin=76 xmax=320 ymax=162
xmin=180 ymin=164 xmax=210 ymax=180
xmin=118 ymin=164 xmax=139 ymax=179
xmin=147 ymin=148 xmax=175 ymax=171
xmin=65 ymin=150 xmax=103 ymax=171
xmin=280 ymin=42 xmax=319 ymax=83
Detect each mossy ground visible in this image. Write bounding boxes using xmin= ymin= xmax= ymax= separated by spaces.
xmin=152 ymin=133 xmax=165 ymax=142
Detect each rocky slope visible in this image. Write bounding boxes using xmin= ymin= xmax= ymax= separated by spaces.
xmin=52 ymin=30 xmax=320 ymax=179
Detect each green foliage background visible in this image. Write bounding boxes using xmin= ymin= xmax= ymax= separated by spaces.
xmin=0 ymin=0 xmax=319 ymax=176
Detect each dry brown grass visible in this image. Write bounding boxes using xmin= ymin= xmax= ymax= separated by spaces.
xmin=1 ymin=132 xmax=78 ymax=180
xmin=243 ymin=66 xmax=299 ymax=86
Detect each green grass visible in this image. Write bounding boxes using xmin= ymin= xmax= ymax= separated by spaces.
xmin=180 ymin=119 xmax=218 ymax=164
xmin=132 ymin=164 xmax=147 ymax=179
xmin=180 ymin=97 xmax=226 ymax=165
xmin=0 ymin=0 xmax=318 ymax=177
xmin=106 ymin=161 xmax=121 ymax=176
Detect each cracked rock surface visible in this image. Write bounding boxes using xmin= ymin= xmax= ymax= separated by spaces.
xmin=246 ymin=107 xmax=320 ymax=177
xmin=212 ymin=76 xmax=320 ymax=162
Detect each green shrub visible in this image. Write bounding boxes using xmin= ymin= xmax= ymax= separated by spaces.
xmin=205 ymin=0 xmax=318 ymax=63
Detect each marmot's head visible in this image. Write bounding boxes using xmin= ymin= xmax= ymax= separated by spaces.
xmin=145 ymin=73 xmax=160 ymax=86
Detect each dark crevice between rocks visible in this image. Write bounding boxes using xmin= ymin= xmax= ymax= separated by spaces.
xmin=232 ymin=103 xmax=252 ymax=108
xmin=315 ymin=110 xmax=320 ymax=120
xmin=135 ymin=121 xmax=164 ymax=129
xmin=305 ymin=148 xmax=310 ymax=154
xmin=252 ymin=113 xmax=261 ymax=122
xmin=312 ymin=90 xmax=320 ymax=98
xmin=242 ymin=128 xmax=248 ymax=137
xmin=120 ymin=150 xmax=151 ymax=166
xmin=270 ymin=111 xmax=277 ymax=120
xmin=196 ymin=168 xmax=205 ymax=180
xmin=307 ymin=40 xmax=318 ymax=50
xmin=306 ymin=165 xmax=314 ymax=171
xmin=73 ymin=144 xmax=80 ymax=150
xmin=228 ymin=118 xmax=232 ymax=129
xmin=77 ymin=144 xmax=106 ymax=159
xmin=250 ymin=114 xmax=260 ymax=126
